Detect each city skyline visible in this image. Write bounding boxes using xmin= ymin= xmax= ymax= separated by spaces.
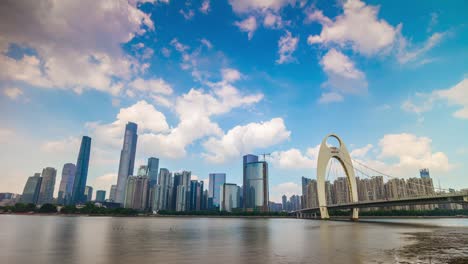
xmin=0 ymin=0 xmax=467 ymax=203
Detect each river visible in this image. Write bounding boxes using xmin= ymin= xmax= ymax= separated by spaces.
xmin=0 ymin=215 xmax=467 ymax=264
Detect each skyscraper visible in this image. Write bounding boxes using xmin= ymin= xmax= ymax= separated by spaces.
xmin=175 ymin=185 xmax=186 ymax=212
xmin=301 ymin=176 xmax=312 ymax=208
xmin=115 ymin=122 xmax=138 ymax=205
xmin=208 ymin=173 xmax=226 ymax=209
xmin=57 ymin=163 xmax=76 ymax=204
xmin=172 ymin=171 xmax=191 ymax=211
xmin=189 ymin=180 xmax=204 ymax=211
xmin=84 ymin=186 xmax=93 ymax=202
xmin=109 ymin=185 xmax=117 ymax=202
xmin=71 ymin=136 xmax=92 ymax=205
xmin=95 ymin=190 xmax=106 ymax=202
xmin=20 ymin=173 xmax=42 ymax=204
xmin=137 ymin=165 xmax=148 ymax=176
xmin=220 ymin=183 xmax=240 ymax=212
xmin=37 ymin=167 xmax=57 ymax=205
xmin=147 ymin=157 xmax=159 ymax=188
xmin=243 ymin=155 xmax=269 ymax=212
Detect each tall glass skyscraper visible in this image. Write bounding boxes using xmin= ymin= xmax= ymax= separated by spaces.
xmin=57 ymin=163 xmax=76 ymax=204
xmin=220 ymin=183 xmax=240 ymax=212
xmin=115 ymin=122 xmax=138 ymax=205
xmin=37 ymin=167 xmax=57 ymax=205
xmin=147 ymin=157 xmax=159 ymax=188
xmin=208 ymin=173 xmax=226 ymax=208
xmin=157 ymin=168 xmax=172 ymax=210
xmin=20 ymin=173 xmax=42 ymax=204
xmin=71 ymin=136 xmax=92 ymax=205
xmin=243 ymin=155 xmax=269 ymax=212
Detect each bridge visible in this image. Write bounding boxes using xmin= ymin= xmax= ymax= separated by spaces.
xmin=291 ymin=134 xmax=468 ymax=220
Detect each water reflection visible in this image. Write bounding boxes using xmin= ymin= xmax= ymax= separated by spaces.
xmin=0 ymin=215 xmax=467 ymax=264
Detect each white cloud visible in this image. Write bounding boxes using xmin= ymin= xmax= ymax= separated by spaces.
xmin=319 ymin=49 xmax=367 ymax=102
xmin=179 ymin=9 xmax=195 ymax=20
xmin=203 ymin=118 xmax=291 ymax=163
xmin=271 ymin=182 xmax=301 ymax=202
xmin=0 ymin=128 xmax=15 ymax=143
xmin=402 ymin=78 xmax=468 ymax=119
xmin=161 ymin=47 xmax=171 ymax=57
xmin=235 ymin=16 xmax=258 ymax=40
xmin=350 ymin=144 xmax=373 ymax=158
xmin=0 ymin=0 xmax=154 ymax=95
xmin=128 ymin=78 xmax=174 ymax=95
xmin=200 ymin=38 xmax=213 ymax=49
xmin=151 ymin=95 xmax=172 ymax=108
xmin=397 ymin=32 xmax=445 ymax=64
xmin=229 ymin=0 xmax=296 ymax=14
xmin=276 ymin=31 xmax=299 ymax=64
xmin=200 ymin=0 xmax=211 ymax=14
xmin=221 ymin=68 xmax=242 ymax=83
xmin=318 ymin=92 xmax=344 ymax=104
xmin=306 ymin=0 xmax=399 ymax=56
xmin=3 ymin=87 xmax=24 ymax=100
xmin=270 ymin=146 xmax=320 ymax=169
xmin=170 ymin=38 xmax=190 ymax=53
xmin=304 ymin=9 xmax=332 ymax=25
xmin=263 ymin=12 xmax=283 ymax=29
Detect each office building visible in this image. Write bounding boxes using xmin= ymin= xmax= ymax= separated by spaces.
xmin=147 ymin=157 xmax=159 ymax=188
xmin=220 ymin=183 xmax=240 ymax=212
xmin=115 ymin=122 xmax=138 ymax=205
xmin=95 ymin=190 xmax=106 ymax=202
xmin=57 ymin=163 xmax=76 ymax=204
xmin=282 ymin=195 xmax=287 ymax=211
xmin=150 ymin=184 xmax=162 ymax=211
xmin=71 ymin=136 xmax=92 ymax=204
xmin=20 ymin=173 xmax=42 ymax=204
xmin=37 ymin=167 xmax=57 ymax=205
xmin=306 ymin=179 xmax=318 ymax=208
xmin=243 ymin=155 xmax=269 ymax=212
xmin=109 ymin=185 xmax=117 ymax=202
xmin=84 ymin=186 xmax=93 ymax=202
xmin=208 ymin=173 xmax=226 ymax=209
xmin=301 ymin=176 xmax=312 ymax=208
xmin=124 ymin=176 xmax=149 ymax=210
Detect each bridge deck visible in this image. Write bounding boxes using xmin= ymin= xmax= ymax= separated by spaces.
xmin=294 ymin=193 xmax=468 ymax=213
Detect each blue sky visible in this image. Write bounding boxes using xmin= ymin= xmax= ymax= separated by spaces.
xmin=0 ymin=0 xmax=467 ymax=202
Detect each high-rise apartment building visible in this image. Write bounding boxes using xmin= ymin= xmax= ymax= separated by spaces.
xmin=57 ymin=163 xmax=76 ymax=204
xmin=37 ymin=167 xmax=57 ymax=205
xmin=71 ymin=136 xmax=92 ymax=205
xmin=20 ymin=173 xmax=42 ymax=204
xmin=115 ymin=122 xmax=138 ymax=205
xmin=158 ymin=168 xmax=172 ymax=210
xmin=175 ymin=185 xmax=186 ymax=212
xmin=124 ymin=176 xmax=149 ymax=210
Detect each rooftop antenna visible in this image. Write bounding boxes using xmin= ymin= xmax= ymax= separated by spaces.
xmin=258 ymin=153 xmax=271 ymax=161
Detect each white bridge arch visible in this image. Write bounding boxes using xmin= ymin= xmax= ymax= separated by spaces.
xmin=317 ymin=134 xmax=359 ymax=220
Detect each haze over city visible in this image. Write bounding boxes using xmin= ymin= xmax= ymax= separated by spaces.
xmin=1 ymin=0 xmax=467 ymax=202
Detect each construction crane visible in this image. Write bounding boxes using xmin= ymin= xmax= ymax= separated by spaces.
xmin=258 ymin=153 xmax=271 ymax=161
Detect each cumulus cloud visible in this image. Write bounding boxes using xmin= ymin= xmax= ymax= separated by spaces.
xmin=221 ymin=68 xmax=242 ymax=83
xmin=402 ymin=78 xmax=468 ymax=119
xmin=200 ymin=0 xmax=210 ymax=14
xmin=318 ymin=49 xmax=367 ymax=102
xmin=263 ymin=11 xmax=284 ymax=29
xmin=203 ymin=118 xmax=291 ymax=163
xmin=306 ymin=0 xmax=399 ymax=56
xmin=3 ymin=87 xmax=24 ymax=100
xmin=229 ymin=0 xmax=296 ymax=14
xmin=350 ymin=144 xmax=373 ymax=158
xmin=276 ymin=31 xmax=299 ymax=64
xmin=270 ymin=145 xmax=320 ymax=169
xmin=0 ymin=0 xmax=154 ymax=95
xmin=128 ymin=78 xmax=174 ymax=96
xmin=235 ymin=16 xmax=258 ymax=40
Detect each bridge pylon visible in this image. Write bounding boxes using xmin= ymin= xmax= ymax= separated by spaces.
xmin=317 ymin=134 xmax=359 ymax=220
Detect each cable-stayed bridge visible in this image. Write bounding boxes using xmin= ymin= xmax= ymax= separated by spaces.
xmin=291 ymin=134 xmax=468 ymax=220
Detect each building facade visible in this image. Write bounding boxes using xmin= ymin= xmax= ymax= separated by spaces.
xmin=243 ymin=158 xmax=269 ymax=212
xmin=147 ymin=157 xmax=159 ymax=188
xmin=37 ymin=167 xmax=57 ymax=205
xmin=95 ymin=190 xmax=106 ymax=202
xmin=109 ymin=185 xmax=117 ymax=202
xmin=57 ymin=163 xmax=76 ymax=204
xmin=124 ymin=176 xmax=149 ymax=210
xmin=158 ymin=168 xmax=172 ymax=210
xmin=115 ymin=122 xmax=138 ymax=205
xmin=208 ymin=173 xmax=226 ymax=209
xmin=220 ymin=183 xmax=240 ymax=212
xmin=84 ymin=186 xmax=93 ymax=202
xmin=20 ymin=173 xmax=42 ymax=204
xmin=71 ymin=136 xmax=92 ymax=205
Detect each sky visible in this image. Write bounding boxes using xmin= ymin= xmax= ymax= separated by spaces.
xmin=0 ymin=0 xmax=467 ymax=202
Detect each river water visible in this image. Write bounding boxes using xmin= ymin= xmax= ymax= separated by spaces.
xmin=0 ymin=215 xmax=467 ymax=264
